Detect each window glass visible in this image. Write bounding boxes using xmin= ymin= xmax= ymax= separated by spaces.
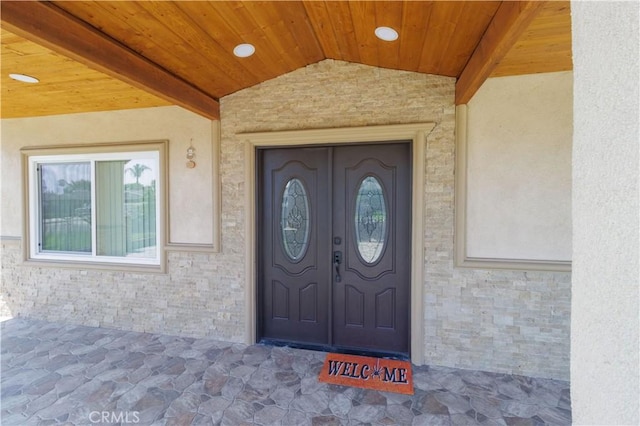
xmin=96 ymin=160 xmax=157 ymax=259
xmin=281 ymin=178 xmax=310 ymax=261
xmin=39 ymin=162 xmax=91 ymax=253
xmin=29 ymin=150 xmax=160 ymax=266
xmin=355 ymin=176 xmax=387 ymax=263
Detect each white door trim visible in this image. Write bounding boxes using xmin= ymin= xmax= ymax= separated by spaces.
xmin=241 ymin=122 xmax=435 ymax=364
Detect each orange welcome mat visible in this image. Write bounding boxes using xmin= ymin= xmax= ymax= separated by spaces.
xmin=318 ymin=353 xmax=414 ymax=395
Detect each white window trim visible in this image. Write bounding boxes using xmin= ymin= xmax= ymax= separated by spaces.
xmin=21 ymin=140 xmax=168 ymax=272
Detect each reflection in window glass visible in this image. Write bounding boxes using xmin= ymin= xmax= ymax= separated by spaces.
xmin=39 ymin=162 xmax=91 ymax=253
xmin=123 ymin=160 xmax=157 ymax=259
xmin=33 ymin=152 xmax=159 ymax=264
xmin=96 ymin=160 xmax=157 ymax=259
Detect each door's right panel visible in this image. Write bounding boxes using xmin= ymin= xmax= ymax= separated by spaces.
xmin=332 ymin=143 xmax=411 ymax=354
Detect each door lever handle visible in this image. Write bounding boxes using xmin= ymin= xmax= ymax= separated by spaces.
xmin=333 ymin=251 xmax=342 ymax=283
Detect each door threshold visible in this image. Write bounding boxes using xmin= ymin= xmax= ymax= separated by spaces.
xmin=258 ymin=338 xmax=410 ymax=361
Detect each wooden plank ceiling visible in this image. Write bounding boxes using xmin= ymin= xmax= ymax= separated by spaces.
xmin=1 ymin=1 xmax=572 ymax=119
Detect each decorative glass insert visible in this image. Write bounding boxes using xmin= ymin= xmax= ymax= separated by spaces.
xmin=355 ymin=176 xmax=387 ymax=263
xmin=281 ymin=178 xmax=310 ymax=261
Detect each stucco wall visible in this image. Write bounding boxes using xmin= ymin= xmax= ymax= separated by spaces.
xmin=466 ymin=72 xmax=572 ymax=261
xmin=1 ymin=106 xmax=215 ymax=245
xmin=571 ymin=1 xmax=640 ymax=424
xmin=1 ymin=60 xmax=571 ymax=379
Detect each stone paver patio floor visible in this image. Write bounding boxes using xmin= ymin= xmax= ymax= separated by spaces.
xmin=1 ymin=318 xmax=571 ymax=425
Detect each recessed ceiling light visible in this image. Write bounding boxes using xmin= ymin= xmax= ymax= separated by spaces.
xmin=375 ymin=26 xmax=399 ymax=42
xmin=233 ymin=43 xmax=255 ymax=58
xmin=9 ymin=73 xmax=39 ymax=84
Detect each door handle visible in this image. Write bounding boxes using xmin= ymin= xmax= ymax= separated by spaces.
xmin=333 ymin=251 xmax=342 ymax=282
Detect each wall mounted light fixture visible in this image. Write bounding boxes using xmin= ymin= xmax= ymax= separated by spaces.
xmin=186 ymin=145 xmax=196 ymax=168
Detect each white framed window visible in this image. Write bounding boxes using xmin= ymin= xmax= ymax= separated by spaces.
xmin=23 ymin=142 xmax=166 ymax=269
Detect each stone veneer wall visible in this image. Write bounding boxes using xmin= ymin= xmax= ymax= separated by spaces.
xmin=0 ymin=60 xmax=571 ymax=379
xmin=221 ymin=60 xmax=570 ymax=380
xmin=0 ymin=243 xmax=245 ymax=342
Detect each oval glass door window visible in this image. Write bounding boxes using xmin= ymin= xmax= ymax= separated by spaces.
xmin=281 ymin=178 xmax=310 ymax=261
xmin=355 ymin=176 xmax=387 ymax=263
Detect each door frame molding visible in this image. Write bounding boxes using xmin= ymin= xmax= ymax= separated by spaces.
xmin=241 ymin=122 xmax=436 ymax=365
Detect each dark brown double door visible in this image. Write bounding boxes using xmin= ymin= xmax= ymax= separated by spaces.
xmin=258 ymin=143 xmax=411 ymax=356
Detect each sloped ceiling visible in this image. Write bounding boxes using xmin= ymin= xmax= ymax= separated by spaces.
xmin=1 ymin=1 xmax=572 ymax=119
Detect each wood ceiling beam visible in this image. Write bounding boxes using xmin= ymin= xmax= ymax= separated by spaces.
xmin=455 ymin=0 xmax=546 ymax=105
xmin=1 ymin=1 xmax=220 ymax=120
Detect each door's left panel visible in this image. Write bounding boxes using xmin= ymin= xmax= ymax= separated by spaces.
xmin=258 ymin=148 xmax=330 ymax=345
